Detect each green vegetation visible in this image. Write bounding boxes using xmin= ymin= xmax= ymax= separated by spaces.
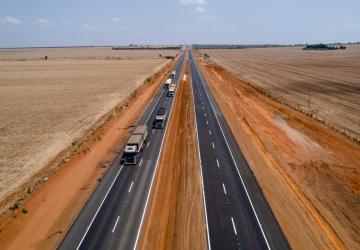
xmin=303 ymin=44 xmax=346 ymax=50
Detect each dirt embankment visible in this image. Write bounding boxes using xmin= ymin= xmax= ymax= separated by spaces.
xmin=139 ymin=58 xmax=206 ymax=249
xmin=197 ymin=57 xmax=360 ymax=249
xmin=0 ymin=57 xmax=178 ymax=250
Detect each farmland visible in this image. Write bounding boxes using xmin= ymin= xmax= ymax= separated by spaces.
xmin=0 ymin=48 xmax=177 ymax=211
xmin=200 ymin=46 xmax=360 ymax=142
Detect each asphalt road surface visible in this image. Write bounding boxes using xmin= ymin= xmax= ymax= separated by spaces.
xmin=59 ymin=53 xmax=185 ymax=250
xmin=190 ymin=51 xmax=290 ymax=250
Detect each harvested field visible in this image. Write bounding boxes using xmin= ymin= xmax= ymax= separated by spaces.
xmin=139 ymin=58 xmax=206 ymax=249
xmin=0 ymin=48 xmax=178 ymax=212
xmin=200 ymin=46 xmax=360 ymax=142
xmin=198 ymin=58 xmax=360 ymax=249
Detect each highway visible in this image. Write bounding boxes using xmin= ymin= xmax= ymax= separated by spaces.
xmin=59 ymin=53 xmax=185 ymax=250
xmin=190 ymin=51 xmax=290 ymax=250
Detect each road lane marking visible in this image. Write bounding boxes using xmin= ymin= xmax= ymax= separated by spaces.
xmin=152 ymin=129 xmax=155 ymax=134
xmin=209 ymin=129 xmax=211 ymax=135
xmin=231 ymin=217 xmax=237 ymax=235
xmin=216 ymin=159 xmax=220 ymax=168
xmin=206 ymin=120 xmax=209 ymax=125
xmin=139 ymin=159 xmax=143 ymax=166
xmin=204 ymin=113 xmax=207 ymax=117
xmin=76 ymin=165 xmax=124 ymax=250
xmin=128 ymin=181 xmax=134 ymax=193
xmin=194 ymin=55 xmax=271 ymax=249
xmin=190 ymin=60 xmax=211 ymax=250
xmin=212 ymin=142 xmax=215 ymax=149
xmin=146 ymin=141 xmax=150 ymax=148
xmin=134 ymin=56 xmax=185 ymax=250
xmin=222 ymin=183 xmax=227 ymax=195
xmin=112 ymin=216 xmax=120 ymax=233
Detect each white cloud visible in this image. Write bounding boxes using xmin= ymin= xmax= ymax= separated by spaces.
xmin=195 ymin=6 xmax=206 ymax=12
xmin=0 ymin=16 xmax=22 ymax=24
xmin=112 ymin=17 xmax=121 ymax=22
xmin=35 ymin=18 xmax=51 ymax=26
xmin=178 ymin=0 xmax=205 ymax=5
xmin=83 ymin=24 xmax=94 ymax=30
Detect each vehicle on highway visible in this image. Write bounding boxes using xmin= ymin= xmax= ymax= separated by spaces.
xmin=164 ymin=78 xmax=172 ymax=88
xmin=170 ymin=70 xmax=176 ymax=79
xmin=167 ymin=85 xmax=176 ymax=97
xmin=153 ymin=107 xmax=167 ymax=129
xmin=122 ymin=125 xmax=148 ymax=165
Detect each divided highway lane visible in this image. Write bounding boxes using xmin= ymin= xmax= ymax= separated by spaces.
xmin=190 ymin=52 xmax=290 ymax=250
xmin=60 ymin=53 xmax=185 ymax=250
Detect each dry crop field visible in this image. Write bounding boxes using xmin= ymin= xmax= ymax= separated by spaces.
xmin=201 ymin=45 xmax=360 ymax=141
xmin=0 ymin=48 xmax=177 ymax=207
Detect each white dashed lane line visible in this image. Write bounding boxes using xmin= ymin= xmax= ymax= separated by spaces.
xmin=128 ymin=181 xmax=134 ymax=193
xmin=139 ymin=159 xmax=143 ymax=166
xmin=209 ymin=129 xmax=211 ymax=135
xmin=222 ymin=183 xmax=227 ymax=195
xmin=231 ymin=217 xmax=238 ymax=235
xmin=111 ymin=216 xmax=120 ymax=233
xmin=212 ymin=142 xmax=215 ymax=149
xmin=216 ymin=159 xmax=220 ymax=168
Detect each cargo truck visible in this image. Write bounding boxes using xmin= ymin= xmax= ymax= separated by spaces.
xmin=170 ymin=70 xmax=176 ymax=79
xmin=167 ymin=85 xmax=176 ymax=97
xmin=122 ymin=125 xmax=148 ymax=165
xmin=153 ymin=107 xmax=167 ymax=129
xmin=164 ymin=78 xmax=172 ymax=88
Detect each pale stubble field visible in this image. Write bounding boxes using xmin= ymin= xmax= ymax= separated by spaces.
xmin=0 ymin=48 xmax=177 ymax=206
xmin=201 ymin=46 xmax=360 ymax=142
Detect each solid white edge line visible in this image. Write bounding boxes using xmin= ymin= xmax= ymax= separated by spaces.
xmin=231 ymin=217 xmax=237 ymax=235
xmin=193 ymin=53 xmax=271 ymax=250
xmin=76 ymin=165 xmax=124 ymax=250
xmin=222 ymin=183 xmax=227 ymax=195
xmin=133 ymin=55 xmax=185 ymax=250
xmin=190 ymin=58 xmax=212 ymax=250
xmin=128 ymin=181 xmax=134 ymax=193
xmin=112 ymin=216 xmax=120 ymax=233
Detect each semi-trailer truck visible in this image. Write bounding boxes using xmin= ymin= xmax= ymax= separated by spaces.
xmin=122 ymin=125 xmax=148 ymax=165
xmin=170 ymin=70 xmax=176 ymax=79
xmin=164 ymin=78 xmax=172 ymax=88
xmin=153 ymin=107 xmax=167 ymax=129
xmin=167 ymin=85 xmax=176 ymax=97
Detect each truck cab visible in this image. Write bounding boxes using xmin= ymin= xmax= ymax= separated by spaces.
xmin=167 ymin=86 xmax=175 ymax=97
xmin=153 ymin=107 xmax=167 ymax=129
xmin=122 ymin=125 xmax=148 ymax=165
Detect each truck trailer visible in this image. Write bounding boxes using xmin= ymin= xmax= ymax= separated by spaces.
xmin=122 ymin=125 xmax=148 ymax=165
xmin=153 ymin=107 xmax=167 ymax=129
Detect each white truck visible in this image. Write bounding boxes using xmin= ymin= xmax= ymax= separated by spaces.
xmin=167 ymin=84 xmax=176 ymax=97
xmin=170 ymin=70 xmax=176 ymax=79
xmin=164 ymin=78 xmax=172 ymax=88
xmin=122 ymin=125 xmax=148 ymax=165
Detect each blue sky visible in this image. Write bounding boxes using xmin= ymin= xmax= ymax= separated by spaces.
xmin=0 ymin=0 xmax=359 ymax=47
